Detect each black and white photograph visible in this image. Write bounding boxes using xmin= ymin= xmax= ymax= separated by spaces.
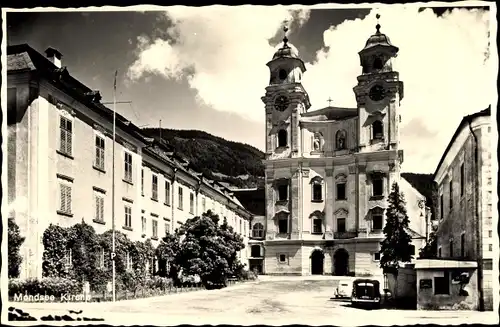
xmin=1 ymin=1 xmax=498 ymax=325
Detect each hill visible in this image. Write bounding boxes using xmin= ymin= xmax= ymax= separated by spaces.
xmin=141 ymin=128 xmax=435 ymax=204
xmin=141 ymin=128 xmax=265 ymax=188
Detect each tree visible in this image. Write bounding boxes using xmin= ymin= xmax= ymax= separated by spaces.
xmin=8 ymin=218 xmax=25 ymax=278
xmin=42 ymin=224 xmax=70 ymax=278
xmin=156 ymin=231 xmax=181 ymax=279
xmin=379 ymin=182 xmax=414 ymax=272
xmin=175 ymin=210 xmax=245 ymax=288
xmin=419 ymin=223 xmax=438 ymax=259
xmin=66 ymin=220 xmax=101 ymax=285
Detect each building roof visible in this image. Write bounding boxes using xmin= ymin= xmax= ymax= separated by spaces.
xmin=7 ymin=43 xmax=252 ymax=218
xmin=301 ymin=106 xmax=358 ymax=121
xmin=432 ymin=106 xmax=491 ymax=180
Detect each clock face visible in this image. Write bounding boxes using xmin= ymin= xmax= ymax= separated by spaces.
xmin=369 ymin=84 xmax=386 ymax=102
xmin=274 ymin=95 xmax=290 ymax=112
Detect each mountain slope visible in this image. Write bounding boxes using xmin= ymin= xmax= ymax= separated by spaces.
xmin=141 ymin=128 xmax=265 ymax=188
xmin=141 ymin=128 xmax=435 ymax=201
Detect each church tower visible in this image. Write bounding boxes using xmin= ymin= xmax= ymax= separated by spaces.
xmin=261 ymin=26 xmax=311 ymax=159
xmin=353 ymin=15 xmax=404 ymax=153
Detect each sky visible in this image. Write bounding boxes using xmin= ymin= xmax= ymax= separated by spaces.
xmin=5 ymin=4 xmax=495 ymax=174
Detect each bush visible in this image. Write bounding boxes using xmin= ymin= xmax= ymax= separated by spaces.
xmin=9 ymin=277 xmax=81 ymax=298
xmin=236 ymin=269 xmax=257 ymax=281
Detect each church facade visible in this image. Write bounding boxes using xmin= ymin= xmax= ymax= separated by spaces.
xmin=258 ymin=22 xmax=429 ymax=276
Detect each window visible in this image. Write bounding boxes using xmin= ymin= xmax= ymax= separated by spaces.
xmin=460 ymin=163 xmax=465 ymax=196
xmin=59 ymin=183 xmax=72 ymax=214
xmin=461 ymin=234 xmax=465 ymax=257
xmin=373 ymin=252 xmax=381 ymax=261
xmin=488 ymin=230 xmax=492 ymax=238
xmin=202 ymin=197 xmax=206 ymax=213
xmin=152 ymin=219 xmax=158 ymax=239
xmin=434 ymin=270 xmax=450 ymax=295
xmin=440 ymin=194 xmax=444 ymax=219
xmin=165 ymin=181 xmax=171 ymax=205
xmin=165 ymin=222 xmax=170 ymax=235
xmin=141 ymin=169 xmax=145 ymax=196
xmin=124 ymin=152 xmax=133 ymax=182
xmin=337 ymin=218 xmax=346 ymax=233
xmin=372 ymin=214 xmax=383 ymax=230
xmin=251 ymin=245 xmax=261 ymax=257
xmin=278 ymin=217 xmax=288 ymax=234
xmin=278 ymin=69 xmax=287 ymax=80
xmin=336 ymin=183 xmax=346 ymax=200
xmin=59 ymin=116 xmax=73 ymax=155
xmin=252 ymin=223 xmax=264 ymax=238
xmin=278 ymin=129 xmax=287 ymax=147
xmin=312 ymin=218 xmax=323 ymax=234
xmin=438 ymin=247 xmax=442 ymax=258
xmin=178 ymin=187 xmax=183 ymax=210
xmin=372 ymin=120 xmax=383 ymax=140
xmin=7 ymin=88 xmax=17 ymax=125
xmin=277 ymin=184 xmax=288 ymax=202
xmin=239 ymin=220 xmax=242 ymax=234
xmin=336 ymin=130 xmax=347 ymax=150
xmin=141 ymin=216 xmax=146 ymax=234
xmin=151 ymin=175 xmax=158 ymax=201
xmin=449 ymin=239 xmax=454 ymax=257
xmin=124 ymin=205 xmax=132 ymax=228
xmin=489 ymin=244 xmax=493 ymax=252
xmin=409 ymin=245 xmax=416 ymax=256
xmin=94 ymin=193 xmax=104 ymax=222
xmin=244 ymin=221 xmax=247 ymax=237
xmin=449 ymin=180 xmax=453 ymax=209
xmin=372 ymin=176 xmax=384 ymax=197
xmin=312 ymin=183 xmax=323 ymax=202
xmin=94 ymin=135 xmax=105 ymax=170
xmin=279 ymin=254 xmax=287 ymax=263
xmin=189 ymin=193 xmax=195 ymax=214
xmin=373 ymin=57 xmax=383 ymax=70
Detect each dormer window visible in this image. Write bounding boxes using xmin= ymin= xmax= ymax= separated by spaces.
xmin=336 ymin=130 xmax=347 ymax=150
xmin=372 ymin=120 xmax=383 ymax=140
xmin=278 ymin=129 xmax=288 ymax=147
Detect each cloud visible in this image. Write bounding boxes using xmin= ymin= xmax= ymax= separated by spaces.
xmin=127 ymin=5 xmax=310 ymax=121
xmin=127 ymin=5 xmax=492 ymax=174
xmin=304 ymin=6 xmax=492 ymax=173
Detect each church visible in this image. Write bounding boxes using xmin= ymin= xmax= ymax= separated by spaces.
xmin=242 ymin=18 xmax=430 ymax=276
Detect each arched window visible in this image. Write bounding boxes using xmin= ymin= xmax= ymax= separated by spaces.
xmin=252 ymin=223 xmax=264 ymax=238
xmin=310 ymin=176 xmax=323 ymax=202
xmin=372 ymin=120 xmax=383 ymax=140
xmin=373 ymin=57 xmax=384 ymax=70
xmin=278 ymin=129 xmax=287 ymax=147
xmin=336 ymin=129 xmax=347 ymax=150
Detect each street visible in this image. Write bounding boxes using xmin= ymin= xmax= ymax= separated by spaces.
xmin=10 ymin=276 xmax=498 ymax=325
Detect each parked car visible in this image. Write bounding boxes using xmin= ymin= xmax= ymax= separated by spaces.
xmin=351 ymin=279 xmax=381 ymax=309
xmin=334 ymin=279 xmax=353 ymax=298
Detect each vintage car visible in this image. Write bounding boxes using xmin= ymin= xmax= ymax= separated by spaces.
xmin=351 ymin=279 xmax=381 ymax=309
xmin=334 ymin=279 xmax=353 ymax=298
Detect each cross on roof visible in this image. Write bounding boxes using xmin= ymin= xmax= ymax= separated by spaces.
xmin=327 ymin=97 xmax=333 ymax=106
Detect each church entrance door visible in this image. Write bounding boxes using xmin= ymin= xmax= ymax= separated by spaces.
xmin=311 ymin=250 xmax=324 ymax=275
xmin=334 ymin=248 xmax=349 ymax=276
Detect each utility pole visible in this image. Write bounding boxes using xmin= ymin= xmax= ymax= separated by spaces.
xmin=111 ymin=70 xmax=118 ymax=303
xmin=159 ymin=119 xmax=162 ymax=141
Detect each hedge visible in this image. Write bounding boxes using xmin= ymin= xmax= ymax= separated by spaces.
xmin=9 ymin=277 xmax=81 ymax=298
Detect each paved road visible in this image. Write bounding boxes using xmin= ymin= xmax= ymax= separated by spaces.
xmin=11 ymin=277 xmax=498 ymax=325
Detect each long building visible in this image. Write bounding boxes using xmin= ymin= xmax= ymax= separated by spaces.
xmin=237 ymin=22 xmax=431 ymax=276
xmin=433 ymin=107 xmax=494 ymax=310
xmin=6 ymin=44 xmax=253 ymax=280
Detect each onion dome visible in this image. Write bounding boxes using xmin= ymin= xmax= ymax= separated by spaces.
xmin=360 ymin=14 xmax=398 ymax=54
xmin=272 ymin=26 xmax=300 ymax=59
